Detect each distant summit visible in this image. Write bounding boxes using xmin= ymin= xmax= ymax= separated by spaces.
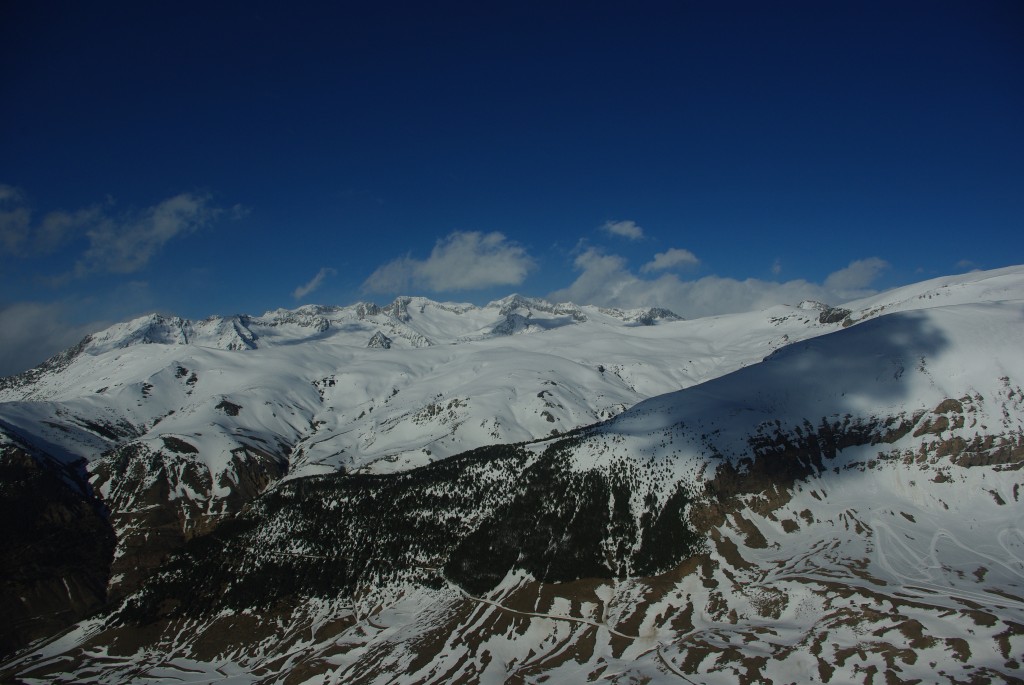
xmin=3 ymin=295 xmax=685 ymax=377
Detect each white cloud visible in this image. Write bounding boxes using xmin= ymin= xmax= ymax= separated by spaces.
xmin=38 ymin=206 xmax=105 ymax=254
xmin=293 ymin=267 xmax=336 ymax=300
xmin=822 ymin=257 xmax=889 ymax=294
xmin=0 ymin=188 xmax=222 ymax=277
xmin=549 ymin=249 xmax=891 ymax=319
xmin=601 ymin=219 xmax=644 ymax=240
xmin=0 ymin=184 xmax=22 ymax=203
xmin=0 ymin=185 xmax=105 ymax=257
xmin=362 ymin=256 xmax=416 ymax=294
xmin=771 ymin=258 xmax=782 ymax=276
xmin=0 ymin=205 xmax=31 ymax=254
xmin=0 ymin=184 xmax=31 ymax=254
xmin=0 ymin=302 xmax=107 ymax=377
xmin=229 ymin=203 xmax=251 ymax=220
xmin=640 ymin=247 xmax=699 ymax=273
xmin=362 ymin=231 xmax=535 ymax=293
xmin=76 ymin=193 xmax=218 ymax=276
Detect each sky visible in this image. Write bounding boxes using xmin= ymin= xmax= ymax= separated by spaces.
xmin=1 ymin=1 xmax=1022 ymax=376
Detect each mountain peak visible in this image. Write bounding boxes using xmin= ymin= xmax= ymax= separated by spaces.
xmin=493 ymin=294 xmax=588 ymax=322
xmin=367 ymin=330 xmax=393 ymax=349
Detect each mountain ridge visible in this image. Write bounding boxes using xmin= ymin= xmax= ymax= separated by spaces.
xmin=6 ymin=264 xmax=1021 ymax=390
xmin=1 ymin=295 xmax=686 ymax=379
xmin=2 ymin=265 xmax=1023 ymax=682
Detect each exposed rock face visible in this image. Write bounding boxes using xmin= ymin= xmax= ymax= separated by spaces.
xmin=355 ymin=302 xmax=381 ymax=319
xmin=367 ymin=331 xmax=393 ymax=348
xmin=383 ymin=297 xmax=413 ymax=321
xmin=632 ymin=306 xmax=682 ymax=325
xmin=4 ymin=410 xmax=284 ymax=656
xmin=0 ymin=446 xmax=115 ymax=657
xmin=490 ymin=312 xmax=531 ymax=336
xmin=498 ymin=295 xmax=587 ymax=322
xmin=818 ymin=306 xmax=851 ymax=324
xmin=89 ymin=443 xmax=288 ymax=604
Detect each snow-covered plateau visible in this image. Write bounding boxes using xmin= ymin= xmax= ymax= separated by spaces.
xmin=1 ymin=266 xmax=1023 ymax=683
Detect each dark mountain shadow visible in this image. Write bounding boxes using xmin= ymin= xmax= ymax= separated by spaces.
xmin=0 ymin=445 xmax=115 ymax=658
xmin=613 ymin=309 xmax=954 ymax=438
xmin=606 ymin=308 xmax=1020 ymax=529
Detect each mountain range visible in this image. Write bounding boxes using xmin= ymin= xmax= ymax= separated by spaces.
xmin=1 ymin=266 xmax=1023 ymax=684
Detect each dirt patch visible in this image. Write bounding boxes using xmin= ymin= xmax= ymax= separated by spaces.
xmin=215 ymin=400 xmax=242 ymax=416
xmin=946 ymin=637 xmax=971 ymax=662
xmin=729 ymin=512 xmax=768 ymax=548
xmin=914 ymin=415 xmax=950 ymax=437
xmin=161 ymin=435 xmax=199 ymax=454
xmin=710 ymin=529 xmax=754 ymax=570
xmin=934 ymin=398 xmax=965 ymax=414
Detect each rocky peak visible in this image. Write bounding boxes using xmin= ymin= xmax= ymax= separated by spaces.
xmin=367 ymin=331 xmax=393 ymax=349
xmin=355 ymin=302 xmax=381 ymax=319
xmin=496 ymin=295 xmax=587 ymax=322
xmin=632 ymin=307 xmax=682 ymax=325
xmin=490 ymin=313 xmax=532 ymax=336
xmin=383 ymin=297 xmax=413 ymax=322
xmin=257 ymin=307 xmax=333 ymax=332
xmin=818 ymin=306 xmax=852 ymax=325
xmin=86 ymin=314 xmax=194 ymax=354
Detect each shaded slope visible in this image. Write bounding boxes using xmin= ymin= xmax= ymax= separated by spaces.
xmin=0 ymin=443 xmax=115 ymax=658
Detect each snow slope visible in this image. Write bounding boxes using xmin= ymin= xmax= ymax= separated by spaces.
xmin=7 ymin=267 xmax=1021 ymax=485
xmin=3 ymin=266 xmax=1023 ymax=683
xmin=0 ymin=294 xmax=829 ymax=481
xmin=0 ymin=291 xmax=843 ymax=611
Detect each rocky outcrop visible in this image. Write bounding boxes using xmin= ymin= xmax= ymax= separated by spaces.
xmin=818 ymin=306 xmax=851 ymax=325
xmin=498 ymin=295 xmax=587 ymax=322
xmin=631 ymin=307 xmax=682 ymax=325
xmin=367 ymin=331 xmax=393 ymax=349
xmin=89 ymin=442 xmax=287 ymax=604
xmin=0 ymin=446 xmax=115 ymax=657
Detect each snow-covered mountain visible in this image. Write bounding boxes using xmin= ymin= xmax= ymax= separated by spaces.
xmin=2 ymin=266 xmax=1023 ymax=683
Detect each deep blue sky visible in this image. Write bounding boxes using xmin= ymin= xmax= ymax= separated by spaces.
xmin=1 ymin=1 xmax=1022 ymax=374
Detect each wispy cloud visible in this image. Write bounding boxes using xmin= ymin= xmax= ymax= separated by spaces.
xmin=822 ymin=257 xmax=889 ymax=293
xmin=0 ymin=206 xmax=31 ymax=254
xmin=0 ymin=301 xmax=107 ymax=377
xmin=549 ymin=249 xmax=891 ymax=318
xmin=362 ymin=231 xmax=535 ymax=294
xmin=75 ymin=193 xmax=219 ymax=276
xmin=0 ymin=184 xmax=21 ymax=203
xmin=1 ymin=186 xmax=223 ymax=279
xmin=600 ymin=219 xmax=644 ymax=240
xmin=1 ymin=184 xmax=108 ymax=257
xmin=640 ymin=247 xmax=699 ymax=273
xmin=293 ymin=267 xmax=336 ymax=300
